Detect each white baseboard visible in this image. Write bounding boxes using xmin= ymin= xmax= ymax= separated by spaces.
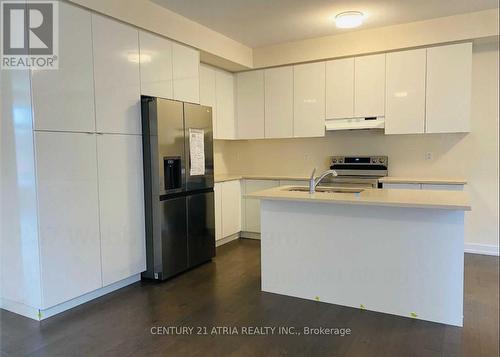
xmin=240 ymin=231 xmax=261 ymax=240
xmin=1 ymin=274 xmax=141 ymax=321
xmin=464 ymin=243 xmax=499 ymax=256
xmin=216 ymin=233 xmax=239 ymax=247
xmin=0 ymin=298 xmax=40 ymax=320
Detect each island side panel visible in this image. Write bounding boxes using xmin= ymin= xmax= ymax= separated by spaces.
xmin=260 ymin=200 xmax=464 ymax=326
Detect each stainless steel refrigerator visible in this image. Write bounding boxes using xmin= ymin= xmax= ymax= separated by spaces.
xmin=141 ymin=96 xmax=215 ymax=280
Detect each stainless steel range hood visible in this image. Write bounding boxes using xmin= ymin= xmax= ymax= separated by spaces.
xmin=325 ymin=116 xmax=385 ymax=131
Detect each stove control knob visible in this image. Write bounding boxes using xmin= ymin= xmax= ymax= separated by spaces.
xmin=372 ymin=159 xmax=377 ymax=163
xmin=339 ymin=159 xmax=343 ymax=163
xmin=332 ymin=159 xmax=337 ymax=163
xmin=379 ymin=158 xmax=385 ymax=163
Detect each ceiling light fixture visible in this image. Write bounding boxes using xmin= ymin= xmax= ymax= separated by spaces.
xmin=335 ymin=11 xmax=364 ymax=29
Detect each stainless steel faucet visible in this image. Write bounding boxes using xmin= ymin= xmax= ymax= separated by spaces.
xmin=309 ymin=168 xmax=338 ymax=194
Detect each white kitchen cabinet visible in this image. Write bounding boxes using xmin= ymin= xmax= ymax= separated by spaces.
xmin=421 ymin=184 xmax=464 ymax=191
xmin=92 ymin=14 xmax=141 ymax=135
xmin=215 ymin=70 xmax=236 ymax=139
xmin=293 ymin=62 xmax=326 ymax=138
xmin=264 ymin=67 xmax=294 ymax=138
xmin=220 ymin=180 xmax=241 ymax=238
xmin=35 ymin=132 xmax=102 ymax=308
xmin=199 ymin=64 xmax=217 ymax=136
xmin=354 ymin=54 xmax=386 ymax=118
xmin=385 ymin=49 xmax=426 ymax=134
xmin=172 ymin=43 xmax=200 ymax=104
xmin=326 ymin=58 xmax=354 ymax=119
xmin=97 ymin=134 xmax=146 ymax=286
xmin=236 ymin=70 xmax=265 ymax=139
xmin=382 ymin=183 xmax=421 ymax=190
xmin=243 ymin=180 xmax=280 ymax=234
xmin=214 ymin=183 xmax=223 ymax=241
xmin=139 ymin=31 xmax=173 ymax=99
xmin=426 ymin=43 xmax=472 ymax=133
xmin=382 ymin=183 xmax=464 ymax=191
xmin=32 ymin=2 xmax=95 ymax=132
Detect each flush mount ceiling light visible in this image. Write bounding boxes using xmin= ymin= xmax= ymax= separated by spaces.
xmin=335 ymin=11 xmax=364 ymax=29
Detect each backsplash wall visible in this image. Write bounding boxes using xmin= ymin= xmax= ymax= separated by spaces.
xmin=214 ymin=40 xmax=499 ymax=249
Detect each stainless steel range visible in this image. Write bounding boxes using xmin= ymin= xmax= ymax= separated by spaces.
xmin=320 ymin=155 xmax=388 ymax=189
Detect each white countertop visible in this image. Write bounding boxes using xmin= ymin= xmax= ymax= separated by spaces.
xmin=215 ymin=174 xmax=467 ymax=185
xmin=247 ymin=186 xmax=471 ymax=211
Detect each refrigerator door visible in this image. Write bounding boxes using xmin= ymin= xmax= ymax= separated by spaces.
xmin=159 ymin=196 xmax=188 ymax=279
xmin=156 ymin=98 xmax=186 ymax=195
xmin=187 ymin=191 xmax=215 ymax=267
xmin=184 ymin=103 xmax=214 ymax=191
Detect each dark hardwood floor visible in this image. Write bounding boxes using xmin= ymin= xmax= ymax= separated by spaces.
xmin=1 ymin=239 xmax=498 ymax=357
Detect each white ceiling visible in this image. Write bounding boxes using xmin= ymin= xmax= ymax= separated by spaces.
xmin=151 ymin=0 xmax=499 ymax=47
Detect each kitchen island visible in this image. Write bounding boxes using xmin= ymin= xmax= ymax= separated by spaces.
xmin=248 ymin=186 xmax=471 ymax=326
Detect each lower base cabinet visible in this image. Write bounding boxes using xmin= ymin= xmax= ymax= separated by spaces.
xmin=382 ymin=183 xmax=464 ymax=191
xmin=242 ymin=180 xmax=280 ymax=234
xmin=214 ymin=180 xmax=241 ymax=242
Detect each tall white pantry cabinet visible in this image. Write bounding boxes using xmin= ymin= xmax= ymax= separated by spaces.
xmin=0 ymin=2 xmax=202 ymax=319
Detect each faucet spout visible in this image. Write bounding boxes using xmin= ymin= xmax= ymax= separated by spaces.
xmin=309 ymin=169 xmax=338 ymax=194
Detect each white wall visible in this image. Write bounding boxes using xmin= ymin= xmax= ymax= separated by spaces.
xmin=253 ymin=9 xmax=499 ymax=68
xmin=215 ymin=39 xmax=499 ymax=251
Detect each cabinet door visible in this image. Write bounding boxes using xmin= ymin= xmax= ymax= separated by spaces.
xmin=35 ymin=132 xmax=101 ymax=308
xmin=385 ymin=49 xmax=426 ymax=134
xmin=215 ymin=70 xmax=236 ymax=139
xmin=214 ymin=183 xmax=223 ymax=241
xmin=221 ymin=180 xmax=241 ymax=237
xmin=237 ymin=70 xmax=265 ymax=139
xmin=382 ymin=183 xmax=421 ymax=190
xmin=32 ymin=2 xmax=95 ymax=132
xmin=97 ymin=134 xmax=146 ymax=286
xmin=426 ymin=43 xmax=472 ymax=133
xmin=265 ymin=67 xmax=293 ymax=138
xmin=172 ymin=43 xmax=200 ymax=104
xmin=139 ymin=31 xmax=173 ymax=99
xmin=92 ymin=14 xmax=141 ymax=134
xmin=354 ymin=54 xmax=385 ymax=118
xmin=243 ymin=180 xmax=280 ymax=233
xmin=293 ymin=62 xmax=326 ymax=138
xmin=326 ymin=58 xmax=354 ymax=119
xmin=421 ymin=184 xmax=464 ymax=191
xmin=200 ymin=64 xmax=217 ymax=136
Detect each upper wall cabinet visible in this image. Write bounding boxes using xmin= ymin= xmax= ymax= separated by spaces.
xmin=354 ymin=54 xmax=386 ymax=118
xmin=326 ymin=58 xmax=354 ymax=119
xmin=293 ymin=62 xmax=326 ymax=138
xmin=236 ymin=70 xmax=265 ymax=139
xmin=92 ymin=15 xmax=141 ymax=135
xmin=172 ymin=43 xmax=200 ymax=104
xmin=32 ymin=3 xmax=95 ymax=132
xmin=385 ymin=49 xmax=426 ymax=134
xmin=199 ymin=64 xmax=218 ymax=136
xmin=139 ymin=31 xmax=173 ymax=99
xmin=215 ymin=69 xmax=236 ymax=139
xmin=426 ymin=43 xmax=472 ymax=133
xmin=264 ymin=66 xmax=293 ymax=138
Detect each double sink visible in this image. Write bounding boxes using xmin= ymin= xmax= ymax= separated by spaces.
xmin=287 ymin=187 xmax=365 ymax=194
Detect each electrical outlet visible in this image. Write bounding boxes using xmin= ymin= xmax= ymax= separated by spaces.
xmin=425 ymin=152 xmax=433 ymax=160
